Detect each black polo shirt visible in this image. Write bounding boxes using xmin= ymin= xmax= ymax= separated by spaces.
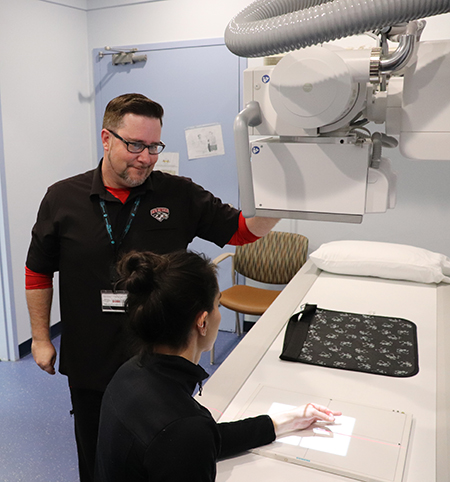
xmin=26 ymin=162 xmax=240 ymax=391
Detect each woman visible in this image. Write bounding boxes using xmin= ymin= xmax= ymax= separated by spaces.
xmin=95 ymin=250 xmax=340 ymax=482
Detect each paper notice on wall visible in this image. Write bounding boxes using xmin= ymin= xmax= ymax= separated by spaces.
xmin=154 ymin=152 xmax=179 ymax=175
xmin=185 ymin=124 xmax=225 ymax=159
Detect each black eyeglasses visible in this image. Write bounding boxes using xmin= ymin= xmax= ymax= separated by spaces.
xmin=107 ymin=129 xmax=165 ymax=155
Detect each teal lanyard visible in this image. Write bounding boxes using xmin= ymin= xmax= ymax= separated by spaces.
xmin=100 ymin=196 xmax=141 ymax=284
xmin=99 ymin=196 xmax=141 ymax=253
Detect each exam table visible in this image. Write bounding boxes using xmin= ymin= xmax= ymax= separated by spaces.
xmin=197 ymin=259 xmax=450 ymax=481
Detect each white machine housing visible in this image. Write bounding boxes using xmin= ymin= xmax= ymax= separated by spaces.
xmin=400 ymin=40 xmax=450 ymax=160
xmin=238 ymin=39 xmax=450 ymax=222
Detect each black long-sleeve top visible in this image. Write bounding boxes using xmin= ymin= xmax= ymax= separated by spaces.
xmin=95 ymin=354 xmax=276 ymax=481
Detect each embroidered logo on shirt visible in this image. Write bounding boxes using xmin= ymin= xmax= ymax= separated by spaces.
xmin=150 ymin=207 xmax=170 ymax=222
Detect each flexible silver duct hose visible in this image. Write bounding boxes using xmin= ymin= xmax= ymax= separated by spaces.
xmin=225 ymin=0 xmax=450 ymax=58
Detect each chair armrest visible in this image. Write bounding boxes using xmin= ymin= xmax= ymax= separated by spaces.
xmin=213 ymin=252 xmax=236 ymax=285
xmin=213 ymin=252 xmax=235 ymax=265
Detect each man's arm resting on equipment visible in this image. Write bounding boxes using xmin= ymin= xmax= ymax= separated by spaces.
xmin=227 ymin=213 xmax=279 ymax=246
xmin=26 ymin=287 xmax=56 ymax=375
xmin=245 ymin=216 xmax=279 ymax=238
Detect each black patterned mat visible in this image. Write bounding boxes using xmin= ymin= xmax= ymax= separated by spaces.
xmin=280 ymin=304 xmax=419 ymax=377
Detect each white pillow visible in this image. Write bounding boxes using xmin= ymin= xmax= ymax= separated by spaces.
xmin=310 ymin=240 xmax=450 ymax=284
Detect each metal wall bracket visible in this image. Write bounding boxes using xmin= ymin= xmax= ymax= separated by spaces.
xmin=98 ymin=46 xmax=147 ymax=65
xmin=112 ymin=52 xmax=147 ymax=65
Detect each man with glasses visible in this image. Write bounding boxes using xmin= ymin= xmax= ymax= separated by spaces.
xmin=25 ymin=93 xmax=278 ymax=482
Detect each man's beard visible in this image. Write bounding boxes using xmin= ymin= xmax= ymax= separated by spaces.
xmin=108 ymin=153 xmax=152 ymax=187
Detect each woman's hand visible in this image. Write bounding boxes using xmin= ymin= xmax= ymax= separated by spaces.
xmin=270 ymin=403 xmax=342 ymax=437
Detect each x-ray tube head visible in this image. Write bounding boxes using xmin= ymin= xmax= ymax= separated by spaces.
xmin=269 ymin=47 xmax=368 ymax=131
xmin=229 ymin=1 xmax=450 ymax=223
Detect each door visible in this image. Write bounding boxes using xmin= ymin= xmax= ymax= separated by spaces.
xmin=93 ymin=38 xmax=246 ymax=331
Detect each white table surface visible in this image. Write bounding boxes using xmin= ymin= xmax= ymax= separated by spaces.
xmin=197 ymin=261 xmax=450 ymax=481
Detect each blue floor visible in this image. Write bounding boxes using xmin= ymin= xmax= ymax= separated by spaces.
xmin=0 ymin=330 xmax=243 ymax=482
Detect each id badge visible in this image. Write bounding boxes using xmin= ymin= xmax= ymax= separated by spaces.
xmin=101 ymin=290 xmax=128 ymax=313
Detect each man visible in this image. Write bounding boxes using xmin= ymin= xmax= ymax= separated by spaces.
xmin=25 ymin=93 xmax=278 ymax=482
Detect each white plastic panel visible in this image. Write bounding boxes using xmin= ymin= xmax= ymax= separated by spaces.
xmin=250 ymin=139 xmax=370 ymax=216
xmin=238 ymin=385 xmax=412 ymax=482
xmin=400 ymin=40 xmax=450 ymax=161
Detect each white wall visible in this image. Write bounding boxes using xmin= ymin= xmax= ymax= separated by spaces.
xmin=86 ymin=0 xmax=251 ymax=49
xmin=1 ymin=0 xmax=450 ymax=349
xmin=0 ymin=0 xmax=93 ymax=346
xmin=1 ymin=0 xmax=254 ymax=349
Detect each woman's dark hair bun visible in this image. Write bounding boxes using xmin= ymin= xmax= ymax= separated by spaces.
xmin=117 ymin=249 xmax=218 ymax=353
xmin=118 ymin=251 xmax=166 ymax=294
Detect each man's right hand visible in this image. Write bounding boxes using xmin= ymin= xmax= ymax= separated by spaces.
xmin=31 ymin=339 xmax=57 ymax=375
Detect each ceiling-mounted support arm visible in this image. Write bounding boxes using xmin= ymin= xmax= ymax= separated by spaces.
xmin=233 ymin=101 xmax=262 ymax=218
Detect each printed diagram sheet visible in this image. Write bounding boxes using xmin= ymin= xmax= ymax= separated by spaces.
xmin=185 ymin=124 xmax=225 ymax=159
xmin=237 ymin=385 xmax=412 ymax=482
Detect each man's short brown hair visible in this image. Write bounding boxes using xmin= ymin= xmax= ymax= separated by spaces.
xmin=102 ymin=93 xmax=164 ymax=130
